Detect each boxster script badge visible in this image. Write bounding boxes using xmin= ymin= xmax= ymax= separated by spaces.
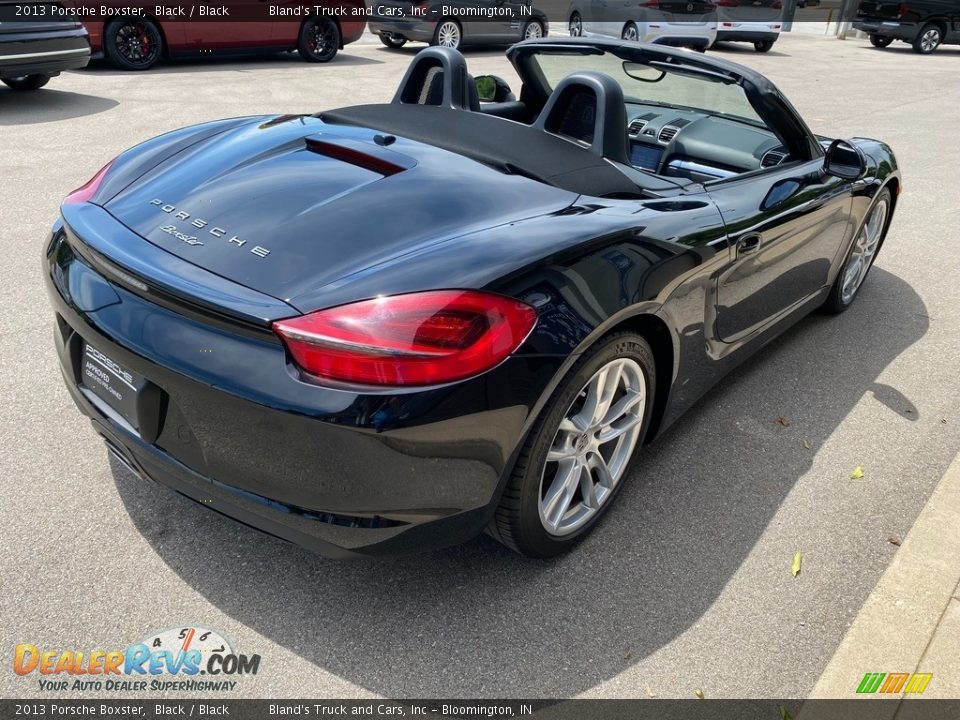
xmin=149 ymin=199 xmax=271 ymax=258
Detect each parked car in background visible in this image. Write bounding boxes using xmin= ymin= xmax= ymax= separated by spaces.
xmin=0 ymin=1 xmax=90 ymax=90
xmin=854 ymin=0 xmax=960 ymax=53
xmin=79 ymin=0 xmax=366 ymax=70
xmin=567 ymin=0 xmax=718 ymax=51
xmin=370 ymin=1 xmax=549 ymax=50
xmin=712 ymin=0 xmax=783 ymax=52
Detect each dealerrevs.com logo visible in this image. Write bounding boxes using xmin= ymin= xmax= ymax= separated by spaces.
xmin=14 ymin=626 xmax=260 ymax=692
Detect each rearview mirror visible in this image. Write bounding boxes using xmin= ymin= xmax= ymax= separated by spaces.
xmin=474 ymin=75 xmax=515 ymax=103
xmin=823 ymin=139 xmax=866 ymax=180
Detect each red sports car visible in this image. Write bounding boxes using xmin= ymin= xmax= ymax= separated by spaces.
xmin=81 ymin=0 xmax=366 ymax=70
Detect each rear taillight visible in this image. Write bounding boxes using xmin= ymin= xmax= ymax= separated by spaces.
xmin=272 ymin=290 xmax=538 ymax=387
xmin=896 ymin=2 xmax=908 ymax=17
xmin=771 ymin=0 xmax=782 ymax=8
xmin=63 ymin=160 xmax=114 ymax=205
xmin=715 ymin=0 xmax=740 ymax=6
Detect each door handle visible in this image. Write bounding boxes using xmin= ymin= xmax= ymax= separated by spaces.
xmin=736 ymin=233 xmax=763 ymax=256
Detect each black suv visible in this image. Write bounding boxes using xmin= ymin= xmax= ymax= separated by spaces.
xmin=0 ymin=1 xmax=90 ymax=91
xmin=854 ymin=0 xmax=960 ymax=53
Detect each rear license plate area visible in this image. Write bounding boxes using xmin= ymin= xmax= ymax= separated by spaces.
xmin=79 ymin=342 xmax=144 ymax=431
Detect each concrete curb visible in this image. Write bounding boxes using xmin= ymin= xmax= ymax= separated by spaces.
xmin=805 ymin=451 xmax=960 ymax=706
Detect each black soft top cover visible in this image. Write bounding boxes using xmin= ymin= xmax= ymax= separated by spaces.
xmin=320 ymin=104 xmax=642 ymax=198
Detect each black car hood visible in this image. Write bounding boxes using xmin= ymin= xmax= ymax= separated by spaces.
xmin=103 ymin=114 xmax=579 ymax=305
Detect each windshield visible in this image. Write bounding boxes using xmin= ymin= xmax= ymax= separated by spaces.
xmin=529 ymin=50 xmax=764 ymax=127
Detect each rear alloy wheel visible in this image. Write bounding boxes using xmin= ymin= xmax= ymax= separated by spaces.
xmin=379 ymin=32 xmax=407 ymax=48
xmin=869 ymin=33 xmax=893 ymax=48
xmin=299 ymin=18 xmax=340 ymax=62
xmin=754 ymin=39 xmax=774 ymax=52
xmin=2 ymin=74 xmax=50 ymax=90
xmin=490 ymin=332 xmax=655 ymax=557
xmin=104 ymin=20 xmax=163 ymax=71
xmin=824 ymin=188 xmax=891 ymax=313
xmin=912 ymin=23 xmax=942 ymax=53
xmin=622 ymin=22 xmax=640 ymax=42
xmin=523 ymin=19 xmax=545 ymax=39
xmin=569 ymin=12 xmax=582 ymax=36
xmin=433 ymin=19 xmax=462 ymax=48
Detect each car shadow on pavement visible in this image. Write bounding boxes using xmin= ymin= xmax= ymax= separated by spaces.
xmin=0 ymin=88 xmax=117 ymax=125
xmin=112 ymin=266 xmax=927 ymax=697
xmin=81 ymin=51 xmax=385 ymax=76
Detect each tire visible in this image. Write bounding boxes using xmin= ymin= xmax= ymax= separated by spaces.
xmin=869 ymin=33 xmax=893 ymax=48
xmin=622 ymin=22 xmax=639 ymax=42
xmin=522 ymin=19 xmax=545 ymax=40
xmin=754 ymin=39 xmax=774 ymax=52
xmin=378 ymin=32 xmax=407 ymax=48
xmin=432 ymin=19 xmax=461 ymax=48
xmin=298 ymin=18 xmax=340 ymax=62
xmin=2 ymin=74 xmax=50 ymax=90
xmin=103 ymin=19 xmax=163 ymax=71
xmin=912 ymin=22 xmax=942 ymax=54
xmin=569 ymin=12 xmax=582 ymax=37
xmin=823 ymin=187 xmax=892 ymax=314
xmin=490 ymin=331 xmax=656 ymax=558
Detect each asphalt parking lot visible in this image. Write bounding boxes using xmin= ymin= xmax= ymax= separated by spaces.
xmin=2 ymin=32 xmax=960 ymax=700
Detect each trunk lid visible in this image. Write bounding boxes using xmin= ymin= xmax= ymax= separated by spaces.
xmin=856 ymin=0 xmax=903 ymax=19
xmin=103 ymin=115 xmax=578 ymax=305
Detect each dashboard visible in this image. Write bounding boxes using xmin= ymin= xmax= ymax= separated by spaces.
xmin=626 ymin=102 xmax=790 ymax=182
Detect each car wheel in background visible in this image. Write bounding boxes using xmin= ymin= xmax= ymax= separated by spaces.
xmin=433 ymin=19 xmax=462 ymax=48
xmin=869 ymin=33 xmax=893 ymax=48
xmin=490 ymin=331 xmax=656 ymax=558
xmin=912 ymin=23 xmax=942 ymax=53
xmin=523 ymin=19 xmax=545 ymax=40
xmin=569 ymin=12 xmax=582 ymax=36
xmin=298 ymin=18 xmax=340 ymax=62
xmin=2 ymin=74 xmax=51 ymax=90
xmin=378 ymin=32 xmax=407 ymax=48
xmin=754 ymin=39 xmax=774 ymax=52
xmin=622 ymin=22 xmax=639 ymax=42
xmin=823 ymin=188 xmax=892 ymax=313
xmin=104 ymin=20 xmax=163 ymax=71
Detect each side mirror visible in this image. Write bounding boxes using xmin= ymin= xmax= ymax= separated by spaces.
xmin=474 ymin=74 xmax=515 ymax=103
xmin=823 ymin=139 xmax=867 ymax=180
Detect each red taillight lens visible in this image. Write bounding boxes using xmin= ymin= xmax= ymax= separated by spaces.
xmin=272 ymin=290 xmax=538 ymax=387
xmin=771 ymin=0 xmax=782 ymax=8
xmin=63 ymin=160 xmax=114 ymax=205
xmin=715 ymin=0 xmax=740 ymax=6
xmin=896 ymin=2 xmax=908 ymax=17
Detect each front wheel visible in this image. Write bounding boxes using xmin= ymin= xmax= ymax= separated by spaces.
xmin=378 ymin=32 xmax=407 ymax=48
xmin=754 ymin=39 xmax=774 ymax=52
xmin=823 ymin=188 xmax=892 ymax=313
xmin=912 ymin=23 xmax=942 ymax=53
xmin=569 ymin=12 xmax=582 ymax=36
xmin=869 ymin=33 xmax=893 ymax=48
xmin=298 ymin=18 xmax=340 ymax=62
xmin=103 ymin=19 xmax=163 ymax=71
xmin=490 ymin=332 xmax=656 ymax=557
xmin=622 ymin=22 xmax=639 ymax=42
xmin=2 ymin=74 xmax=50 ymax=90
xmin=433 ymin=19 xmax=461 ymax=48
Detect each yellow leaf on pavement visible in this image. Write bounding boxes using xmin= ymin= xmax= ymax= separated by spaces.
xmin=792 ymin=551 xmax=803 ymax=577
xmin=695 ymin=689 xmax=705 ymax=699
xmin=850 ymin=466 xmax=865 ymax=480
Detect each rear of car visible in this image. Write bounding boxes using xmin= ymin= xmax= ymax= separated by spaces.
xmin=853 ymin=0 xmax=960 ymax=53
xmin=641 ymin=0 xmax=718 ymax=49
xmin=713 ymin=0 xmax=783 ymax=51
xmin=0 ymin=0 xmax=89 ymax=90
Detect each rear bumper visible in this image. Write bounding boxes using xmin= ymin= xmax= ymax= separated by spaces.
xmin=852 ymin=18 xmax=916 ymax=40
xmin=0 ymin=26 xmax=89 ymax=78
xmin=716 ymin=29 xmax=779 ymax=42
xmin=45 ymin=206 xmax=559 ymax=557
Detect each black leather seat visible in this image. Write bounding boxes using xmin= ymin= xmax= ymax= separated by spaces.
xmin=534 ymin=71 xmax=630 ymax=165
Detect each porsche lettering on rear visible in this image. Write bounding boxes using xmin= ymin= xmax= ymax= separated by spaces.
xmin=149 ymin=199 xmax=270 ymax=258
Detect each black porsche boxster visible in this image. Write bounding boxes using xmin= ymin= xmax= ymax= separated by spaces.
xmin=46 ymin=39 xmax=900 ymax=558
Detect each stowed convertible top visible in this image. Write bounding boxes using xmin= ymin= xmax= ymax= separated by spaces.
xmin=320 ymin=103 xmax=645 ymax=198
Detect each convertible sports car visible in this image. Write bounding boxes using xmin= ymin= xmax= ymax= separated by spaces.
xmin=45 ymin=39 xmax=900 ymax=558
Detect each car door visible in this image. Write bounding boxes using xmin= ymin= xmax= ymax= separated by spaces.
xmin=707 ymin=158 xmax=855 ymax=343
xmin=181 ymin=0 xmax=275 ymax=51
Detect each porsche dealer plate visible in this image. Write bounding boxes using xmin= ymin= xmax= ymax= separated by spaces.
xmin=80 ymin=343 xmax=143 ymax=430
